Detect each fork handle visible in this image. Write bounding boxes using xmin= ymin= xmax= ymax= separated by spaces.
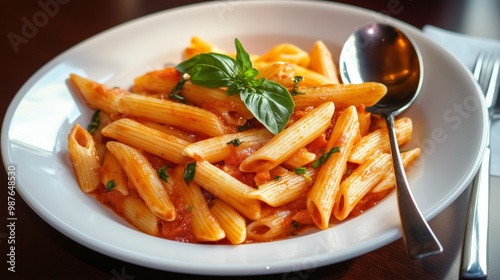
xmin=461 ymin=147 xmax=490 ymax=279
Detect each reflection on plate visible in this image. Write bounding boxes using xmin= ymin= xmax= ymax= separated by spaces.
xmin=1 ymin=0 xmax=487 ymax=276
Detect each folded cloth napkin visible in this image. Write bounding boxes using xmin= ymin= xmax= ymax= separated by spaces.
xmin=423 ymin=25 xmax=500 ymax=177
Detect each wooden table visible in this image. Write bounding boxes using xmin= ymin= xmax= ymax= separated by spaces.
xmin=2 ymin=1 xmax=499 ymax=279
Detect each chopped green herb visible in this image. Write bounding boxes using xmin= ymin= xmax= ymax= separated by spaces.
xmin=292 ymin=220 xmax=300 ymax=229
xmin=157 ymin=166 xmax=169 ymax=182
xmin=312 ymin=146 xmax=340 ymax=168
xmin=187 ymin=205 xmax=193 ymax=211
xmin=169 ymin=77 xmax=187 ymax=103
xmin=183 ymin=162 xmax=196 ymax=185
xmin=295 ymin=167 xmax=307 ymax=175
xmin=176 ymin=38 xmax=295 ymax=135
xmin=226 ymin=138 xmax=243 ymax=147
xmin=273 ymin=175 xmax=281 ymax=181
xmin=291 ymin=76 xmax=305 ymax=96
xmin=105 ymin=179 xmax=116 ymax=192
xmin=87 ymin=110 xmax=100 ymax=134
xmin=237 ymin=122 xmax=254 ymax=131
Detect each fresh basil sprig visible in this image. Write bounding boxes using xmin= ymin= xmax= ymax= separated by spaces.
xmin=175 ymin=38 xmax=294 ymax=134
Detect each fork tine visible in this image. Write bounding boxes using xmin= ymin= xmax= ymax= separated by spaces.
xmin=474 ymin=52 xmax=500 ymax=108
xmin=485 ymin=55 xmax=499 ymax=108
xmin=473 ymin=52 xmax=485 ymax=82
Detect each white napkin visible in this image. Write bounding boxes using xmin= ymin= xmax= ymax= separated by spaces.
xmin=423 ymin=25 xmax=500 ymax=177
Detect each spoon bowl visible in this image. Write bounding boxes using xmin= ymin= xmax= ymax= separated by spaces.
xmin=339 ymin=22 xmax=442 ymax=259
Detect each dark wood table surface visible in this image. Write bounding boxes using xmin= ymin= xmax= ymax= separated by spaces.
xmin=2 ymin=1 xmax=500 ymax=279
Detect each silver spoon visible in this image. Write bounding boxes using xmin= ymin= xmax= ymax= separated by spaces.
xmin=339 ymin=22 xmax=443 ymax=258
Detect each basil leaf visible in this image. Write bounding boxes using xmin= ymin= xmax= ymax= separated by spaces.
xmin=174 ymin=38 xmax=295 ymax=135
xmin=235 ymin=38 xmax=253 ymax=74
xmin=176 ymin=53 xmax=237 ymax=88
xmin=240 ymin=79 xmax=294 ymax=134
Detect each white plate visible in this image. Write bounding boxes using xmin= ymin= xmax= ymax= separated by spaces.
xmin=1 ymin=0 xmax=488 ymax=276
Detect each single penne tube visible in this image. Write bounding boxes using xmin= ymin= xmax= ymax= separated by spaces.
xmin=100 ymin=150 xmax=129 ymax=195
xmin=68 ymin=123 xmax=100 ymax=193
xmin=240 ymin=102 xmax=335 ymax=173
xmin=333 ymin=153 xmax=393 ymax=221
xmin=246 ymin=210 xmax=293 ymax=241
xmin=193 ymin=160 xmax=261 ymax=220
xmin=117 ymin=93 xmax=229 ymax=137
xmin=122 ymin=195 xmax=160 ymax=236
xmin=137 ymin=119 xmax=196 ymax=143
xmin=101 ymin=118 xmax=191 ymax=164
xmin=293 ymin=82 xmax=387 ymax=109
xmin=254 ymin=43 xmax=310 ymax=67
xmin=293 ymin=63 xmax=333 ymax=86
xmin=357 ymin=108 xmax=372 ymax=137
xmin=281 ymin=148 xmax=317 ymax=169
xmin=182 ymin=128 xmax=273 ymax=162
xmin=183 ymin=36 xmax=228 ymax=59
xmin=247 ymin=168 xmax=316 ymax=207
xmin=171 ymin=166 xmax=225 ymax=242
xmin=106 ymin=141 xmax=176 ymax=221
xmin=371 ymin=148 xmax=421 ymax=193
xmin=69 ymin=74 xmax=125 ymax=115
xmin=131 ymin=66 xmax=180 ymax=94
xmin=255 ymin=61 xmax=296 ymax=89
xmin=308 ymin=40 xmax=339 ymax=83
xmin=182 ymin=83 xmax=254 ymax=120
xmin=348 ymin=117 xmax=412 ymax=164
xmin=307 ymin=106 xmax=359 ymax=229
xmin=210 ymin=199 xmax=247 ymax=245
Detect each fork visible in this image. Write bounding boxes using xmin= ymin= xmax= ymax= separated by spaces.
xmin=461 ymin=52 xmax=500 ymax=279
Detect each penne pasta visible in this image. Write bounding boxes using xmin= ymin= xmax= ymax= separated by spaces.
xmin=101 ymin=118 xmax=191 ymax=164
xmin=247 ymin=168 xmax=315 ymax=207
xmin=100 ymin=150 xmax=129 ymax=195
xmin=246 ymin=210 xmax=293 ymax=241
xmin=117 ymin=93 xmax=230 ymax=137
xmin=182 ymin=82 xmax=254 ymax=120
xmin=67 ymin=37 xmax=421 ymax=245
xmin=333 ymin=153 xmax=392 ymax=220
xmin=69 ymin=74 xmax=125 ymax=115
xmin=307 ymin=106 xmax=360 ymax=229
xmin=210 ymin=199 xmax=247 ymax=245
xmin=193 ymin=160 xmax=261 ymax=220
xmin=255 ymin=62 xmax=296 ymax=89
xmin=349 ymin=117 xmax=412 ymax=164
xmin=171 ymin=166 xmax=225 ymax=242
xmin=68 ymin=123 xmax=100 ymax=193
xmin=130 ymin=66 xmax=181 ymax=95
xmin=106 ymin=141 xmax=176 ymax=221
xmin=182 ymin=128 xmax=273 ymax=162
xmin=254 ymin=43 xmax=310 ymax=67
xmin=293 ymin=82 xmax=387 ymax=109
xmin=281 ymin=148 xmax=317 ymax=170
xmin=122 ymin=195 xmax=160 ymax=236
xmin=371 ymin=148 xmax=421 ymax=193
xmin=240 ymin=102 xmax=335 ymax=173
xmin=308 ymin=40 xmax=339 ymax=84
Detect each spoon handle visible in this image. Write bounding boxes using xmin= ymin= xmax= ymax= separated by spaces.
xmin=385 ymin=114 xmax=443 ymax=259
